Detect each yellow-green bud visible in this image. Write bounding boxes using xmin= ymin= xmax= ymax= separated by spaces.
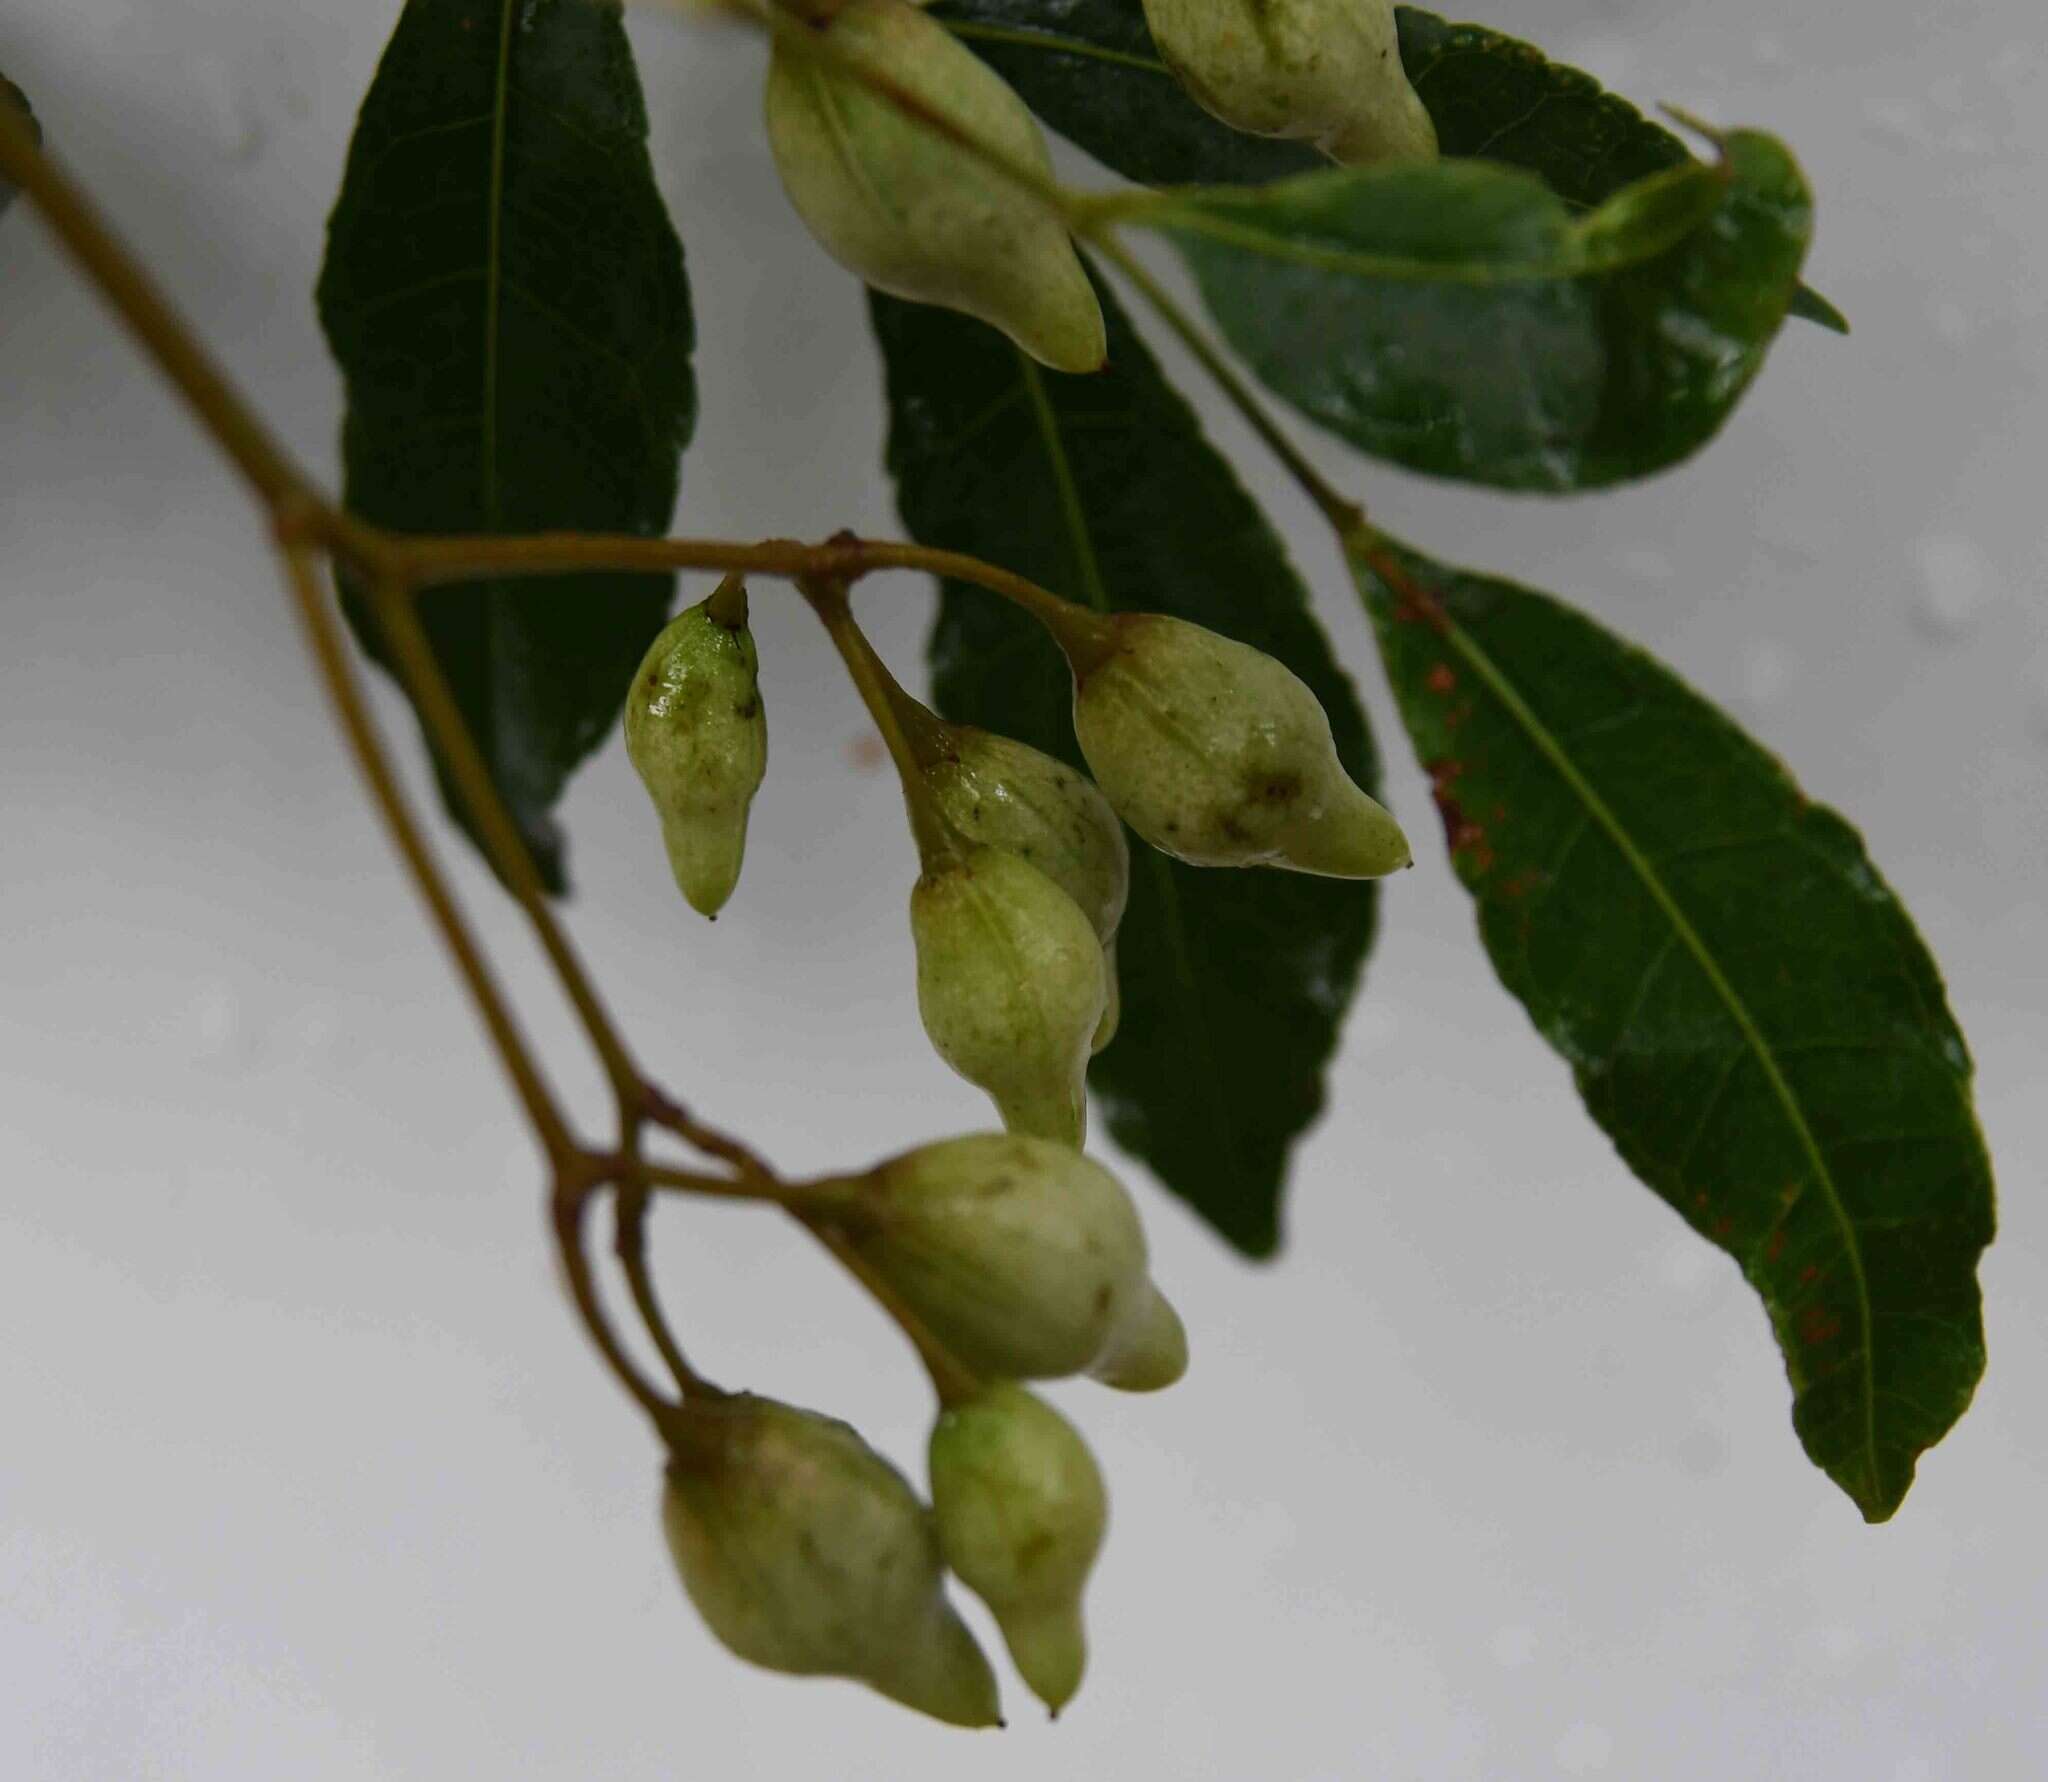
xmin=763 ymin=0 xmax=1107 ymax=372
xmin=805 ymin=1133 xmax=1152 ymax=1379
xmin=1141 ymin=0 xmax=1438 ymax=165
xmin=925 ymin=728 xmax=1129 ymax=1053
xmin=911 ymin=845 xmax=1106 ymax=1145
xmin=660 ymin=1393 xmax=1001 ymax=1727
xmin=1088 ymin=1281 xmax=1190 ymax=1392
xmin=929 ymin=1385 xmax=1107 ymax=1715
xmin=1071 ymin=614 xmax=1410 ymax=878
xmin=623 ymin=580 xmax=768 ymax=919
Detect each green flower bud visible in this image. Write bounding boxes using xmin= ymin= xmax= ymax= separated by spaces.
xmin=1070 ymin=614 xmax=1410 ymax=878
xmin=763 ymin=0 xmax=1107 ymax=372
xmin=1088 ymin=1281 xmax=1190 ymax=1393
xmin=1140 ymin=0 xmax=1437 ymax=165
xmin=805 ymin=1133 xmax=1152 ymax=1379
xmin=911 ymin=845 xmax=1106 ymax=1145
xmin=623 ymin=579 xmax=768 ymax=919
xmin=925 ymin=728 xmax=1129 ymax=1053
xmin=660 ymin=1393 xmax=1001 ymax=1727
xmin=929 ymin=1385 xmax=1107 ymax=1715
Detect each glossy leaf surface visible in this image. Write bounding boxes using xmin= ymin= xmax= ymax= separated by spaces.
xmin=1355 ymin=537 xmax=1994 ymax=1519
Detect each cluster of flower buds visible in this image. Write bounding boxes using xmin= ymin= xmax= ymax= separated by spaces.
xmin=622 ymin=575 xmax=768 ymax=919
xmin=907 ymin=718 xmax=1130 ymax=1143
xmin=623 ymin=553 xmax=1406 ymax=1728
xmin=661 ymin=1393 xmax=1003 ymax=1725
xmin=1141 ymin=0 xmax=1437 ymax=166
xmin=761 ymin=0 xmax=1107 ymax=372
xmin=660 ymin=1134 xmax=1185 ymax=1720
xmin=891 ymin=614 xmax=1405 ymax=1143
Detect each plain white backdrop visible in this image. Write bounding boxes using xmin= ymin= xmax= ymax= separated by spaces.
xmin=2 ymin=2 xmax=2044 ymax=1776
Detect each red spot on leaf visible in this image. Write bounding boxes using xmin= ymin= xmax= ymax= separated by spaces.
xmin=1426 ymin=662 xmax=1457 ymax=695
xmin=1799 ymin=1263 xmax=1820 ymax=1285
xmin=1764 ymin=1228 xmax=1786 ymax=1264
xmin=1425 ymin=759 xmax=1495 ymax=872
xmin=1799 ymin=1305 xmax=1842 ymax=1347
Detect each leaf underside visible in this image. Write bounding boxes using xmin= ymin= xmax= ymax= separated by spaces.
xmin=317 ymin=0 xmax=694 ymax=890
xmin=1161 ymin=129 xmax=1813 ymax=491
xmin=873 ymin=273 xmax=1380 ymax=1256
xmin=935 ymin=0 xmax=1842 ymax=330
xmin=1355 ymin=540 xmax=1994 ymax=1520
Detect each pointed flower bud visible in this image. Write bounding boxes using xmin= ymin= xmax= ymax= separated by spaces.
xmin=925 ymin=728 xmax=1129 ymax=1053
xmin=1140 ymin=0 xmax=1437 ymax=165
xmin=911 ymin=844 xmax=1106 ymax=1145
xmin=660 ymin=1393 xmax=1001 ymax=1727
xmin=1088 ymin=1280 xmax=1190 ymax=1393
xmin=1069 ymin=614 xmax=1410 ymax=878
xmin=804 ymin=1133 xmax=1157 ymax=1380
xmin=929 ymin=1385 xmax=1107 ymax=1715
xmin=623 ymin=579 xmax=768 ymax=919
xmin=763 ymin=0 xmax=1107 ymax=372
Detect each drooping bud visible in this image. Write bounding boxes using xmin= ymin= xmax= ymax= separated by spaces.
xmin=660 ymin=1393 xmax=1001 ymax=1727
xmin=910 ymin=844 xmax=1107 ymax=1145
xmin=1088 ymin=1280 xmax=1190 ymax=1393
xmin=924 ymin=728 xmax=1129 ymax=1053
xmin=623 ymin=578 xmax=768 ymax=919
xmin=762 ymin=0 xmax=1107 ymax=372
xmin=802 ymin=1133 xmax=1156 ymax=1379
xmin=1068 ymin=614 xmax=1410 ymax=878
xmin=1140 ymin=0 xmax=1437 ymax=166
xmin=929 ymin=1385 xmax=1107 ymax=1715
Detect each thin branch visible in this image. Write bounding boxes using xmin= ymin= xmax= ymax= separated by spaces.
xmin=275 ymin=546 xmax=577 ymax=1165
xmin=385 ymin=529 xmax=1100 ymax=638
xmin=614 ymin=1177 xmax=722 ymax=1399
xmin=1088 ymin=230 xmax=1368 ymax=540
xmin=798 ymin=1213 xmax=984 ymax=1409
xmin=0 ymin=108 xmax=315 ymax=515
xmin=552 ymin=1177 xmax=677 ymax=1424
xmin=363 ymin=583 xmax=645 ymax=1119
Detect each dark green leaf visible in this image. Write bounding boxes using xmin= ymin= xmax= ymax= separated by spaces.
xmin=871 ymin=272 xmax=1380 ymax=1255
xmin=932 ymin=1 xmax=1841 ymax=328
xmin=317 ymin=0 xmax=694 ymax=891
xmin=1396 ymin=7 xmax=1690 ymax=205
xmin=1354 ymin=536 xmax=1994 ymax=1521
xmin=930 ymin=0 xmax=1318 ymax=188
xmin=1159 ymin=130 xmax=1811 ymax=490
xmin=1394 ymin=11 xmax=1846 ymax=334
xmin=1 ymin=72 xmax=40 ymax=219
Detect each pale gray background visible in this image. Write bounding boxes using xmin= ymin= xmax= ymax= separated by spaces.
xmin=2 ymin=2 xmax=2043 ymax=1776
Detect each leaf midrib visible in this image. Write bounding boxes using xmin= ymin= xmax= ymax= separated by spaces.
xmin=1409 ymin=568 xmax=1881 ymax=1504
xmin=480 ymin=0 xmax=519 ymax=766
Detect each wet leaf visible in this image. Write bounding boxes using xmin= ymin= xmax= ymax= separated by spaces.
xmin=1154 ymin=131 xmax=1811 ymax=490
xmin=1355 ymin=536 xmax=1994 ymax=1520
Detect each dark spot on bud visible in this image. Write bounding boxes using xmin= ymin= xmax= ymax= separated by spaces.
xmin=734 ymin=697 xmax=760 ymax=719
